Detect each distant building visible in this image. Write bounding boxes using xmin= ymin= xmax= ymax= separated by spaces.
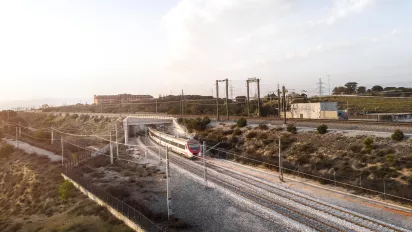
xmin=289 ymin=102 xmax=339 ymax=119
xmin=41 ymin=104 xmax=50 ymax=109
xmin=94 ymin=94 xmax=153 ymax=105
xmin=235 ymin=96 xmax=247 ymax=103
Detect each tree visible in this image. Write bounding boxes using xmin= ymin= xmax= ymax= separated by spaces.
xmin=344 ymin=82 xmax=358 ymax=94
xmin=356 ymin=86 xmax=366 ymax=94
xmin=332 ymin=86 xmax=347 ymax=95
xmin=371 ymin=85 xmax=383 ymax=92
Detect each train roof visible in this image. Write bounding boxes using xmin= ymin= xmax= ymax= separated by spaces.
xmin=187 ymin=139 xmax=199 ymax=143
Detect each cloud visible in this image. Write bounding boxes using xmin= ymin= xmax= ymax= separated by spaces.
xmin=309 ymin=0 xmax=376 ymax=26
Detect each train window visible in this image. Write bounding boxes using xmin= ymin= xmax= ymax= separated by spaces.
xmin=188 ymin=143 xmax=199 ymax=151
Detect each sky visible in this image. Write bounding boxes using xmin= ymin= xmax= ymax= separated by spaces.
xmin=0 ymin=0 xmax=411 ymax=108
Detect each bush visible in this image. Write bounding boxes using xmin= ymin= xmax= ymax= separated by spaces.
xmin=386 ymin=154 xmax=395 ymax=166
xmin=0 ymin=144 xmax=14 ymax=158
xmin=317 ymin=124 xmax=328 ymax=134
xmin=258 ymin=123 xmax=268 ymax=130
xmin=286 ymin=124 xmax=297 ymax=134
xmin=236 ymin=117 xmax=247 ymax=127
xmin=246 ymin=131 xmax=258 ymax=139
xmin=71 ymin=114 xmax=79 ymax=119
xmin=59 ymin=180 xmax=75 ymax=201
xmin=363 ymin=137 xmax=373 ymax=148
xmin=232 ymin=128 xmax=242 ymax=136
xmin=185 ymin=117 xmax=211 ymax=131
xmin=391 ymin=129 xmax=404 ymax=141
xmin=0 ymin=130 xmax=4 ymax=139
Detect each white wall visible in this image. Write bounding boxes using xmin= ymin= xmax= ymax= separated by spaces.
xmin=290 ymin=102 xmax=337 ymax=119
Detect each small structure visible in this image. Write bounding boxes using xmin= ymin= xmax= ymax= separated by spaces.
xmin=290 ymin=102 xmax=339 ymax=119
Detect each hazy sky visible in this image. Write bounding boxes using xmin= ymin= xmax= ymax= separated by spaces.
xmin=0 ymin=0 xmax=411 ymax=105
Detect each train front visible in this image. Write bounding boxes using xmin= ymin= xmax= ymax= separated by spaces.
xmin=186 ymin=139 xmax=201 ymax=158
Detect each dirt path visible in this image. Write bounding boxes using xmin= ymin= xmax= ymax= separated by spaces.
xmin=3 ymin=138 xmax=62 ymax=161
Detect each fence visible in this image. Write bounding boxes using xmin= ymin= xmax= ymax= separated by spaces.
xmin=63 ymin=169 xmax=164 ymax=232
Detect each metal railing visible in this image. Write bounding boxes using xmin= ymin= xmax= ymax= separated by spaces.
xmin=63 ymin=169 xmax=165 ymax=232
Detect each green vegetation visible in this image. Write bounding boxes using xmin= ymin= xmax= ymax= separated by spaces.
xmin=236 ymin=117 xmax=247 ymax=127
xmin=0 ymin=144 xmax=14 ymax=158
xmin=178 ymin=117 xmax=211 ymax=132
xmin=391 ymin=129 xmax=404 ymax=141
xmin=59 ymin=180 xmax=75 ymax=201
xmin=317 ymin=124 xmax=328 ymax=134
xmin=286 ymin=124 xmax=297 ymax=134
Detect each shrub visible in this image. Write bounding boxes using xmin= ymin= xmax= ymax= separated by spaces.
xmin=177 ymin=118 xmax=184 ymax=124
xmin=391 ymin=129 xmax=404 ymax=141
xmin=59 ymin=180 xmax=75 ymax=201
xmin=182 ymin=117 xmax=211 ymax=131
xmin=0 ymin=130 xmax=4 ymax=139
xmin=232 ymin=128 xmax=242 ymax=136
xmin=34 ymin=131 xmax=51 ymax=140
xmin=236 ymin=117 xmax=247 ymax=127
xmin=71 ymin=114 xmax=79 ymax=119
xmin=349 ymin=144 xmax=362 ymax=153
xmin=317 ymin=124 xmax=328 ymax=134
xmin=363 ymin=137 xmax=373 ymax=148
xmin=286 ymin=124 xmax=297 ymax=134
xmin=258 ymin=123 xmax=268 ymax=130
xmin=386 ymin=154 xmax=395 ymax=166
xmin=0 ymin=144 xmax=14 ymax=158
xmin=246 ymin=131 xmax=258 ymax=139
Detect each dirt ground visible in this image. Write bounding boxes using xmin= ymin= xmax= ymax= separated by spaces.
xmin=0 ymin=141 xmax=133 ymax=232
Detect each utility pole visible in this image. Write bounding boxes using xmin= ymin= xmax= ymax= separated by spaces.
xmin=18 ymin=122 xmax=21 ymax=137
xmin=225 ymin=79 xmax=229 ymax=120
xmin=181 ymin=89 xmax=184 ymax=116
xmin=51 ymin=128 xmax=54 ymax=145
xmin=317 ymin=78 xmax=324 ymax=98
xmin=257 ymin=78 xmax=261 ymax=117
xmin=155 ymin=99 xmax=158 ymax=114
xmin=278 ymin=84 xmax=281 ymax=118
xmin=110 ymin=131 xmax=113 ymax=164
xmin=246 ymin=78 xmax=261 ymax=117
xmin=327 ymin=75 xmax=331 ymax=96
xmin=279 ymin=137 xmax=283 ymax=181
xmin=246 ymin=80 xmax=250 ymax=117
xmin=115 ymin=124 xmax=119 ymax=159
xmin=203 ymin=141 xmax=207 ymax=188
xmin=15 ymin=127 xmax=18 ymax=147
xmin=229 ymin=84 xmax=234 ymax=100
xmin=283 ymin=85 xmax=287 ymax=125
xmin=166 ymin=146 xmax=173 ymax=219
xmin=216 ymin=80 xmax=220 ymax=121
xmin=61 ymin=137 xmax=64 ymax=166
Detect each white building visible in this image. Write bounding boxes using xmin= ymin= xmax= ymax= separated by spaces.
xmin=290 ymin=102 xmax=338 ymax=119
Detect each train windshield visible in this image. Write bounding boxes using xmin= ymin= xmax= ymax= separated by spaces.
xmin=188 ymin=143 xmax=200 ymax=151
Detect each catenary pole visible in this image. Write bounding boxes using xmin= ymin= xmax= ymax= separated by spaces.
xmin=115 ymin=124 xmax=119 ymax=159
xmin=110 ymin=131 xmax=113 ymax=164
xmin=166 ymin=146 xmax=173 ymax=219
xmin=279 ymin=137 xmax=283 ymax=181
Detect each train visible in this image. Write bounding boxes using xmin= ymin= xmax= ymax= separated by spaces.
xmin=148 ymin=127 xmax=201 ymax=159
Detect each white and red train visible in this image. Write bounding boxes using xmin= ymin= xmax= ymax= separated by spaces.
xmin=148 ymin=127 xmax=201 ymax=159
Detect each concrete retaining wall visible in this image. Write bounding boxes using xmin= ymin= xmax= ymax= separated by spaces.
xmin=62 ymin=173 xmax=146 ymax=232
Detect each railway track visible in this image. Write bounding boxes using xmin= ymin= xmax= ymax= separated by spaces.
xmin=206 ymin=162 xmax=408 ymax=232
xmin=145 ymin=138 xmax=408 ymax=232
